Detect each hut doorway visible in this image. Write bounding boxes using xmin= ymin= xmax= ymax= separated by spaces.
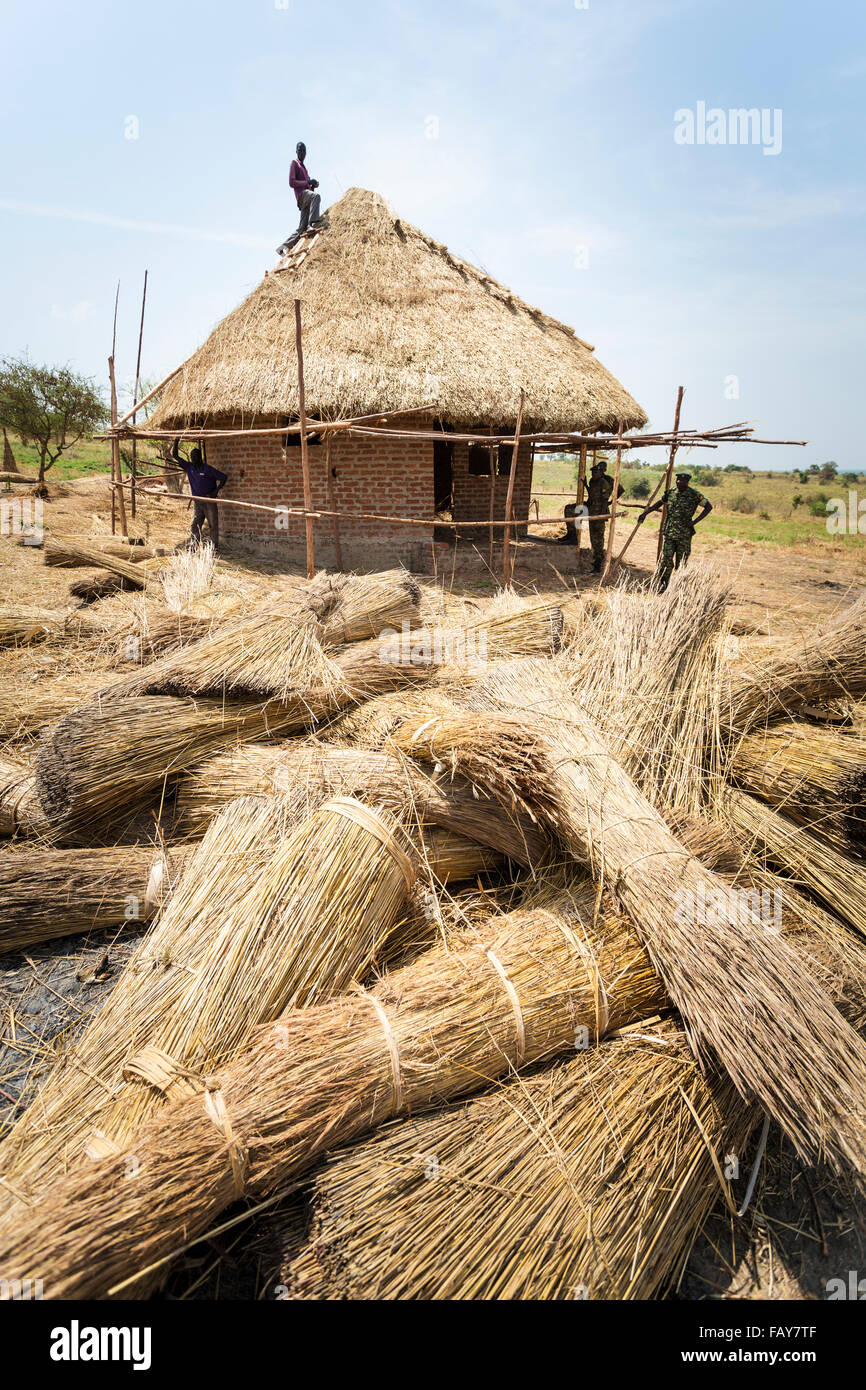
xmin=433 ymin=437 xmax=454 ymax=514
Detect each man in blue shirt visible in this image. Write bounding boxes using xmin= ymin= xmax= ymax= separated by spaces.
xmin=170 ymin=439 xmax=227 ymax=551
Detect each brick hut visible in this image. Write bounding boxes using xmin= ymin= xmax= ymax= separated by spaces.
xmin=149 ymin=188 xmax=646 ymax=569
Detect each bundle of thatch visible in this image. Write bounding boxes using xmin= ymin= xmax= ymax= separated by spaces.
xmin=283 ymin=1027 xmax=754 ymax=1301
xmin=0 ymin=890 xmax=666 ymax=1295
xmin=101 ymin=569 xmax=422 ymax=702
xmin=563 ymin=565 xmax=733 ymax=814
xmin=0 ymin=753 xmax=50 ymax=838
xmin=0 ymin=673 xmax=106 ymax=743
xmin=43 ymin=537 xmax=157 ymax=589
xmin=174 ymin=742 xmax=547 ymax=864
xmin=393 ymin=658 xmax=866 ymax=1174
xmin=0 ymin=844 xmax=193 ymax=953
xmin=729 ymin=721 xmax=866 ymax=849
xmin=0 ymin=792 xmax=416 ymax=1219
xmin=460 ymin=595 xmax=565 ymax=663
xmin=726 ymin=594 xmax=866 ymax=734
xmin=0 ymin=608 xmax=100 ymax=649
xmin=322 ymin=686 xmax=460 ymax=749
xmin=34 ymin=638 xmax=433 ymax=840
xmin=724 ymin=788 xmax=866 ymax=940
xmin=44 ymin=537 xmax=158 ymax=566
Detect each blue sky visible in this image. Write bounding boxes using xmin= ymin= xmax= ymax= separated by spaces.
xmin=1 ymin=0 xmax=863 ymax=470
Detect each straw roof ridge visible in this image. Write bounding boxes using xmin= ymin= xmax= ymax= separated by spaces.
xmin=150 ymin=187 xmax=647 ymax=434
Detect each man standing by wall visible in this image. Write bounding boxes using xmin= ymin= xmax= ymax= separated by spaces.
xmin=276 ymin=142 xmax=323 ymax=256
xmin=640 ymin=470 xmax=712 ymax=590
xmin=586 ymin=458 xmax=623 ymax=573
xmin=171 ymin=439 xmax=227 ymax=551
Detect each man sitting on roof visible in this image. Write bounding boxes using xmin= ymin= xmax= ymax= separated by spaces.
xmin=171 ymin=439 xmax=227 ymax=552
xmin=276 ymin=142 xmax=323 ymax=256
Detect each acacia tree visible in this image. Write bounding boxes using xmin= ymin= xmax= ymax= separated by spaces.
xmin=0 ymin=355 xmax=109 ymax=495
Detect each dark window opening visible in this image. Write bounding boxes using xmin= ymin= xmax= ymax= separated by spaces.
xmin=283 ymin=430 xmax=322 ymax=448
xmin=434 ymin=439 xmax=454 ymax=511
xmin=468 ymin=443 xmax=497 ymax=476
xmin=497 ymin=444 xmax=513 ymax=477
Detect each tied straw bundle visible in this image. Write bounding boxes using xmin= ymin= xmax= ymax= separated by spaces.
xmin=392 ymin=657 xmax=866 ymax=1175
xmin=174 ymin=742 xmax=547 ymax=864
xmin=43 ymin=536 xmax=161 ymax=590
xmin=0 ymin=791 xmax=416 ymax=1221
xmin=0 ymin=844 xmax=193 ymax=953
xmin=728 ymin=721 xmax=866 ymax=850
xmin=0 ymin=753 xmax=50 ymax=839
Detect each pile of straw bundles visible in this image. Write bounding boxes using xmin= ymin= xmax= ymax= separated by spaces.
xmin=0 ymin=792 xmax=416 ymax=1220
xmin=43 ymin=536 xmax=158 ymax=589
xmin=0 ymin=753 xmax=49 ymax=838
xmin=0 ymin=888 xmax=666 ymax=1296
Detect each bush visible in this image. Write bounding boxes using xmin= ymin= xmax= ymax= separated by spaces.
xmin=731 ymin=494 xmax=756 ymax=514
xmin=808 ymin=497 xmax=829 ymax=517
xmin=627 ymin=477 xmax=651 ymax=499
xmin=792 ymin=493 xmax=803 ymax=509
xmin=759 ymin=510 xmax=771 ymax=520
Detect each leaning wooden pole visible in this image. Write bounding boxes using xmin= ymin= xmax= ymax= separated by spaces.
xmin=601 ymin=423 xmax=624 ymax=583
xmin=488 ymin=446 xmax=496 ymax=571
xmin=656 ymin=385 xmax=685 ymax=562
xmin=502 ymin=389 xmax=525 ymax=585
xmin=294 ymin=299 xmax=315 ymax=579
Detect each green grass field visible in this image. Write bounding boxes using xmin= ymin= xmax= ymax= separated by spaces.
xmin=4 ymin=436 xmax=165 ymax=482
xmin=531 ymin=456 xmax=866 ymax=549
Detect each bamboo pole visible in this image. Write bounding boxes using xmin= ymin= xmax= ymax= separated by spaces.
xmin=502 ymin=389 xmax=525 ymax=585
xmin=324 ymin=436 xmax=343 ymax=572
xmin=294 ymin=299 xmax=315 ymax=579
xmin=130 ymin=270 xmax=148 ymax=522
xmin=656 ymin=385 xmax=685 ymax=562
xmin=574 ymin=440 xmax=588 ymax=556
xmin=601 ymin=423 xmax=624 ymax=583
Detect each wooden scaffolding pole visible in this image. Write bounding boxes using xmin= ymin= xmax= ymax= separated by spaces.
xmin=656 ymin=385 xmax=685 ymax=562
xmin=600 ymin=422 xmax=624 ymax=584
xmin=488 ymin=445 xmax=496 ymax=571
xmin=130 ymin=269 xmax=148 ymax=521
xmin=107 ymin=355 xmax=128 ymax=539
xmin=502 ymin=389 xmax=525 ymax=586
xmin=574 ymin=440 xmax=588 ymax=555
xmin=294 ymin=298 xmax=315 ymax=579
xmin=325 ymin=436 xmax=344 ymax=572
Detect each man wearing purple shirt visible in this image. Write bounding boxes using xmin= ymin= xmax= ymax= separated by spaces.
xmin=276 ymin=142 xmax=323 ymax=255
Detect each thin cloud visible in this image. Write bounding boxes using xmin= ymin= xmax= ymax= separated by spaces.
xmin=0 ymin=200 xmax=272 ymax=248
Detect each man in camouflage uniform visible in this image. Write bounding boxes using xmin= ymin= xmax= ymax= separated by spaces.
xmin=558 ymin=458 xmax=623 ymax=573
xmin=640 ymin=470 xmax=712 ymax=591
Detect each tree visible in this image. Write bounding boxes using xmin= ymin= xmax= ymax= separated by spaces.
xmin=0 ymin=355 xmax=108 ymax=495
xmin=819 ymin=460 xmax=838 ymax=482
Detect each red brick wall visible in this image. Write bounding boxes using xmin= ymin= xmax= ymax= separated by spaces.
xmin=207 ymin=417 xmax=436 ymax=571
xmin=451 ymin=440 xmax=533 ymax=531
xmin=205 ymin=419 xmax=534 ymax=567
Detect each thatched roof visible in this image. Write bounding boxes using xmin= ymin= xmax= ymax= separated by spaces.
xmin=150 ymin=188 xmax=647 ymax=434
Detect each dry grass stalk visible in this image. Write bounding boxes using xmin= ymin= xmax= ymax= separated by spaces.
xmin=35 ymin=638 xmax=433 ymax=840
xmin=0 ymin=887 xmax=666 ymax=1296
xmin=395 ymin=658 xmax=866 ymax=1174
xmin=0 ymin=673 xmax=107 ymax=744
xmin=283 ymin=1027 xmax=755 ymax=1301
xmin=0 ymin=844 xmax=193 ymax=953
xmin=158 ymin=543 xmax=217 ymax=613
xmin=0 ymin=792 xmax=416 ymax=1220
xmin=728 ymin=721 xmax=866 ymax=849
xmin=174 ymin=742 xmax=547 ymax=864
xmin=726 ymin=594 xmax=866 ymax=734
xmin=43 ymin=537 xmax=157 ymax=567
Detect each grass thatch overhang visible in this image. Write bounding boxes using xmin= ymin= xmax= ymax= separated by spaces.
xmin=148 ymin=188 xmax=647 ymax=436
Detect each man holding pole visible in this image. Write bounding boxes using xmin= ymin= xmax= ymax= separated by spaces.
xmin=171 ymin=439 xmax=227 ymax=551
xmin=640 ymin=471 xmax=712 ymax=591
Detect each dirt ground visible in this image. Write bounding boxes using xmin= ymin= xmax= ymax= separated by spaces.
xmin=1 ymin=472 xmax=865 ymax=1302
